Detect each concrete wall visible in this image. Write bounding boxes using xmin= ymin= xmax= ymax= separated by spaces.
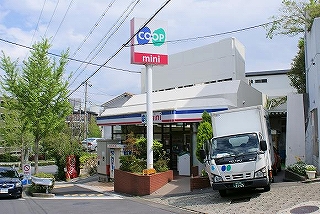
xmin=141 ymin=37 xmax=245 ymax=93
xmin=305 ymin=17 xmax=320 ymax=168
xmin=286 ymin=93 xmax=305 ymax=166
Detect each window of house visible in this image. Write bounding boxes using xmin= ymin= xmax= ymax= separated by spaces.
xmin=255 ymin=79 xmax=267 ymax=83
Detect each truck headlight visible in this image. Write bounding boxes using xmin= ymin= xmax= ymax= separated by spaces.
xmin=213 ymin=175 xmax=223 ymax=182
xmin=255 ymin=167 xmax=267 ymax=178
xmin=15 ymin=181 xmax=22 ymax=187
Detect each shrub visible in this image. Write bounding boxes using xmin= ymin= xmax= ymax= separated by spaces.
xmin=0 ymin=153 xmax=20 ymax=162
xmin=287 ymin=161 xmax=307 ymax=176
xmin=119 ymin=155 xmax=146 ymax=173
xmin=79 ymin=153 xmax=97 ymax=175
xmin=120 ymin=135 xmax=169 ymax=174
xmin=154 ymin=158 xmax=169 ymax=172
xmin=305 ymin=164 xmax=317 ymax=171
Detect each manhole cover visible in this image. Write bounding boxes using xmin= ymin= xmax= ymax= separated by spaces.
xmin=290 ymin=205 xmax=319 ymax=214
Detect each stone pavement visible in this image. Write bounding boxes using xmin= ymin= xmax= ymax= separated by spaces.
xmin=53 ymin=173 xmax=320 ymax=214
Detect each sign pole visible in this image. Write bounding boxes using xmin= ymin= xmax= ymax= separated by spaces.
xmin=146 ymin=64 xmax=153 ymax=169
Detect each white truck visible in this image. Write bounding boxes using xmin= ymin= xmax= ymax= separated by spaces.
xmin=200 ymin=105 xmax=275 ymax=197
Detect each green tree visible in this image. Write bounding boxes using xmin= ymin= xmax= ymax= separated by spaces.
xmin=288 ymin=39 xmax=306 ymax=93
xmin=87 ymin=116 xmax=101 ymax=138
xmin=0 ymin=39 xmax=72 ymax=173
xmin=265 ymin=0 xmax=320 ymax=93
xmin=0 ymin=98 xmax=34 ymax=166
xmin=266 ymin=0 xmax=320 ymax=39
xmin=43 ymin=125 xmax=83 ymax=180
xmin=196 ymin=111 xmax=213 ymax=163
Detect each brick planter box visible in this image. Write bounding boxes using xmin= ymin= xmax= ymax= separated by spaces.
xmin=190 ymin=176 xmax=211 ymax=191
xmin=114 ymin=169 xmax=173 ymax=196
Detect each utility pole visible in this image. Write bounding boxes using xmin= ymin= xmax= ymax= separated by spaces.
xmin=84 ymin=81 xmax=88 ymax=141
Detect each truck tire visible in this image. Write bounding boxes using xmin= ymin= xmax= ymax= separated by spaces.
xmin=219 ymin=189 xmax=227 ymax=197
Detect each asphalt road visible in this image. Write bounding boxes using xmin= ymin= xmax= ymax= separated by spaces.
xmin=0 ymin=194 xmax=194 ymax=214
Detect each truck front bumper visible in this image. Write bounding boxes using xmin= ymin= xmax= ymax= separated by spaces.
xmin=212 ymin=177 xmax=269 ymax=190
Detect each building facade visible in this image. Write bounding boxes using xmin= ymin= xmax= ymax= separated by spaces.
xmin=97 ymin=37 xmax=296 ymax=173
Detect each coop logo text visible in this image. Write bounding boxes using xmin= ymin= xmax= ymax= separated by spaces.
xmin=137 ymin=26 xmax=166 ymax=46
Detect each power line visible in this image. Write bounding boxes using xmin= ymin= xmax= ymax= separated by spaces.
xmin=0 ymin=37 xmax=139 ymax=74
xmin=44 ymin=0 xmax=60 ymax=37
xmin=69 ymin=0 xmax=140 ymax=87
xmin=70 ymin=0 xmax=117 ymax=59
xmin=51 ymin=0 xmax=74 ymax=43
xmin=0 ymin=17 xmax=279 ymax=88
xmin=30 ymin=0 xmax=47 ymax=46
xmin=68 ymin=0 xmax=173 ymax=97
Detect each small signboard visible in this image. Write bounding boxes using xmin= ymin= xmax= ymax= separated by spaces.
xmin=23 ymin=164 xmax=31 ymax=175
xmin=22 ymin=163 xmax=31 ymax=185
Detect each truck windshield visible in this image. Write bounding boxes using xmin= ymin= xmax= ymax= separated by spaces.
xmin=211 ymin=133 xmax=259 ymax=158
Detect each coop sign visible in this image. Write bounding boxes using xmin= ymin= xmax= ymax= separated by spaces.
xmin=130 ymin=18 xmax=168 ymax=65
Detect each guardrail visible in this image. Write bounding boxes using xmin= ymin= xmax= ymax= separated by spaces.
xmin=31 ymin=176 xmax=54 ymax=194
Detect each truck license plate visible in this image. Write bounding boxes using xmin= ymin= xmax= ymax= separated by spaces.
xmin=233 ymin=182 xmax=244 ymax=188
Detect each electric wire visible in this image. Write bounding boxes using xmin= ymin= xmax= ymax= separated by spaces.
xmin=0 ymin=38 xmax=139 ymax=74
xmin=68 ymin=0 xmax=140 ymax=88
xmin=30 ymin=0 xmax=47 ymax=46
xmin=0 ymin=18 xmax=278 ymax=77
xmin=68 ymin=0 xmax=173 ymax=97
xmin=51 ymin=0 xmax=74 ymax=43
xmin=44 ymin=0 xmax=60 ymax=37
xmin=69 ymin=0 xmax=117 ymax=59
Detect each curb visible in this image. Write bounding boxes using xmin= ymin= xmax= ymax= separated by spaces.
xmin=31 ymin=192 xmax=55 ymax=198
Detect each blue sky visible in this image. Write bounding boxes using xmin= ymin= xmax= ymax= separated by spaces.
xmin=0 ymin=0 xmax=302 ymax=108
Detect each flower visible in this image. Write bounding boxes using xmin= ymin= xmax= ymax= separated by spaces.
xmin=305 ymin=164 xmax=317 ymax=171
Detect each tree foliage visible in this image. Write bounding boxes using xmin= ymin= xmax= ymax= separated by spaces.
xmin=43 ymin=125 xmax=83 ymax=180
xmin=87 ymin=116 xmax=101 ymax=138
xmin=0 ymin=39 xmax=72 ymax=173
xmin=196 ymin=111 xmax=213 ymax=163
xmin=266 ymin=0 xmax=320 ymax=39
xmin=288 ymin=39 xmax=306 ymax=93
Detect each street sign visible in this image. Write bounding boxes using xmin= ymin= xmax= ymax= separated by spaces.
xmin=23 ymin=164 xmax=31 ymax=175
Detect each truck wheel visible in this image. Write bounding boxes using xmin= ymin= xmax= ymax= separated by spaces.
xmin=219 ymin=190 xmax=227 ymax=197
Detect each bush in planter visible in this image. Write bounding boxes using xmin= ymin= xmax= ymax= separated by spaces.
xmin=305 ymin=164 xmax=317 ymax=171
xmin=28 ymin=172 xmax=55 ymax=194
xmin=287 ymin=161 xmax=307 ymax=176
xmin=154 ymin=158 xmax=169 ymax=172
xmin=120 ymin=136 xmax=169 ymax=174
xmin=119 ymin=155 xmax=146 ymax=173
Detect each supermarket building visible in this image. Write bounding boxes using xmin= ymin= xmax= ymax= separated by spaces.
xmin=97 ymin=37 xmax=294 ymax=173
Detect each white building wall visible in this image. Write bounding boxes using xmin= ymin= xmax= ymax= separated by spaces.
xmin=247 ymin=73 xmax=296 ymax=97
xmin=286 ymin=93 xmax=305 ymax=166
xmin=306 ymin=17 xmax=320 ymax=168
xmin=141 ymin=37 xmax=245 ymax=92
xmin=102 ymin=126 xmax=112 ymax=139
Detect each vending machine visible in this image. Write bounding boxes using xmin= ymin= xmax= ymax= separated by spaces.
xmin=97 ymin=139 xmax=125 ymax=182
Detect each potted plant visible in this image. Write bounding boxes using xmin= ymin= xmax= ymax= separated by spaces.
xmin=305 ymin=164 xmax=317 ymax=179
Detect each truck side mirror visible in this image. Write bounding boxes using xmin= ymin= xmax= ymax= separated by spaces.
xmin=199 ymin=149 xmax=206 ymax=160
xmin=260 ymin=140 xmax=267 ymax=151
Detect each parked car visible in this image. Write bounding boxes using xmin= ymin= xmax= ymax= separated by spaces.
xmin=0 ymin=167 xmax=23 ymax=198
xmin=81 ymin=138 xmax=102 ymax=151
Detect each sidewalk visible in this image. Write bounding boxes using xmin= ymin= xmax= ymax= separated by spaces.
xmin=54 ymin=170 xmax=287 ymax=197
xmin=53 ymin=174 xmax=192 ymax=196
